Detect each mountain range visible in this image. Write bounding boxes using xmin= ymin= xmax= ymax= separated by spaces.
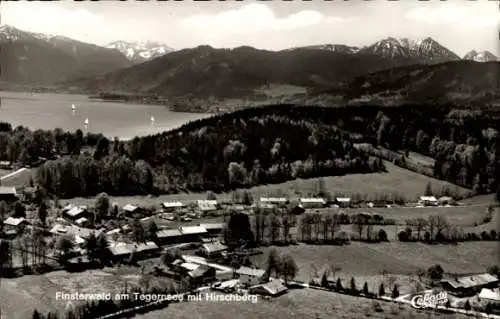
xmin=463 ymin=50 xmax=499 ymax=62
xmin=0 ymin=24 xmax=498 ymax=106
xmin=0 ymin=25 xmax=132 ymax=85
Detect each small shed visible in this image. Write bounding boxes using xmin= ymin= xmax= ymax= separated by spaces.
xmin=0 ymin=186 xmax=18 ymax=202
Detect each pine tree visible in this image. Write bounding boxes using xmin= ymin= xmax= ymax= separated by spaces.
xmin=378 ymin=283 xmax=385 ymax=297
xmin=464 ymin=299 xmax=471 ymax=311
xmin=336 ymin=277 xmax=343 ymax=291
xmin=363 ymin=282 xmax=369 ymax=296
xmin=424 ymin=182 xmax=433 ymax=196
xmin=321 ymin=271 xmax=329 ymax=288
xmin=350 ymin=277 xmax=357 ymax=293
xmin=391 ymin=284 xmax=399 ymax=299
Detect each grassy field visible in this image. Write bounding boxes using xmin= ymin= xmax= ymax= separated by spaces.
xmin=0 ymin=265 xmax=168 ymax=319
xmin=0 ymin=168 xmax=33 ymax=187
xmin=136 ymin=288 xmax=468 ymax=319
xmin=63 ymin=162 xmax=472 ymax=208
xmin=250 ymin=242 xmax=499 ymax=283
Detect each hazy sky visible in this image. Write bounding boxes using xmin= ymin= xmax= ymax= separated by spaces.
xmin=1 ymin=0 xmax=499 ymax=56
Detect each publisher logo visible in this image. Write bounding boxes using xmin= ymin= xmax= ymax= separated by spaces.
xmin=410 ymin=291 xmax=448 ymax=309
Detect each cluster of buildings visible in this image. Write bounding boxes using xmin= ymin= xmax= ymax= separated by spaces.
xmin=441 ymin=273 xmax=500 ymax=304
xmin=164 ymin=254 xmax=288 ymax=297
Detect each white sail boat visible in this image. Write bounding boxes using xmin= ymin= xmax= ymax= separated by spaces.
xmin=84 ymin=118 xmax=89 ymax=126
xmin=71 ymin=104 xmax=76 ymax=111
xmin=150 ymin=115 xmax=155 ymax=124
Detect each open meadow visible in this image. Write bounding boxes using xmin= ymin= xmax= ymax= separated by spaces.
xmin=63 ymin=162 xmax=473 ymax=208
xmin=136 ymin=288 xmax=468 ymax=319
xmin=0 ymin=265 xmax=170 ymax=319
xmin=251 ymin=242 xmax=499 ymax=283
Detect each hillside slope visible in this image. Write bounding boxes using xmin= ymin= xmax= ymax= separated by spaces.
xmin=0 ymin=25 xmax=131 ymax=85
xmin=343 ymin=60 xmax=500 ymax=106
xmin=63 ymin=45 xmax=419 ymax=98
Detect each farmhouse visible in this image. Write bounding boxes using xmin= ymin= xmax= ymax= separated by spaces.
xmin=123 ymin=204 xmax=141 ymax=216
xmin=187 ymin=265 xmax=217 ymax=285
xmin=249 ymin=279 xmax=288 ymax=297
xmin=199 ymin=223 xmax=225 ymax=236
xmin=3 ymin=217 xmax=28 ymax=233
xmin=299 ymin=198 xmax=326 ymax=209
xmin=180 ymin=226 xmax=209 ymax=241
xmin=0 ymin=186 xmax=18 ymax=202
xmin=335 ymin=197 xmax=351 ymax=208
xmin=75 ymin=217 xmax=90 ymax=228
xmin=260 ymin=197 xmax=288 ymax=206
xmin=419 ymin=196 xmax=438 ymax=206
xmin=441 ymin=273 xmax=499 ymax=297
xmin=156 ymin=229 xmax=184 ymax=245
xmin=234 ymin=266 xmax=266 ymax=287
xmin=49 ymin=224 xmax=102 ymax=240
xmin=109 ymin=241 xmax=160 ymax=262
xmin=197 ymin=200 xmax=218 ymax=213
xmin=64 ymin=206 xmax=89 ymax=221
xmin=162 ymin=201 xmax=184 ymax=212
xmin=199 ymin=241 xmax=228 ymax=257
xmin=479 ymin=288 xmax=500 ymax=304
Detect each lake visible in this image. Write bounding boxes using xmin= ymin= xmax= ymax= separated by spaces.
xmin=0 ymin=91 xmax=211 ymax=139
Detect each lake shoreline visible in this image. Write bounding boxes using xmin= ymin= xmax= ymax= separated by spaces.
xmin=0 ymin=91 xmax=212 ymax=138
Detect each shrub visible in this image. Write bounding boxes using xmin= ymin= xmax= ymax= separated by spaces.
xmin=371 ymin=301 xmax=383 ymax=312
xmin=378 ymin=229 xmax=388 ymax=242
xmin=398 ymin=231 xmax=409 ymax=242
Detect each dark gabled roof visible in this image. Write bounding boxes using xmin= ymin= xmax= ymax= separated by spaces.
xmin=441 ymin=273 xmax=499 ymax=289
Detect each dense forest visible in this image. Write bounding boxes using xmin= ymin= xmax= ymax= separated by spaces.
xmin=33 ymin=109 xmax=383 ymax=197
xmin=1 ymin=103 xmax=500 ymax=200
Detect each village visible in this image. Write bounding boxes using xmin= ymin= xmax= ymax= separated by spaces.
xmin=0 ymin=181 xmax=499 ymax=318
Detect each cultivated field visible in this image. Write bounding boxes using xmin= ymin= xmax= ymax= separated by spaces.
xmin=136 ymin=288 xmax=468 ymax=319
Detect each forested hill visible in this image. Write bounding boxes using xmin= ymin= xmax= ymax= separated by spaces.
xmin=35 ymin=106 xmax=385 ymax=197
xmin=27 ymin=104 xmax=500 ymax=199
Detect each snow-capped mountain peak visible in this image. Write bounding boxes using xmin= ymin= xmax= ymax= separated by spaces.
xmin=106 ymin=40 xmax=174 ymax=63
xmin=360 ymin=37 xmax=460 ymax=63
xmin=463 ymin=50 xmax=498 ymax=62
xmin=0 ymin=24 xmax=34 ymax=42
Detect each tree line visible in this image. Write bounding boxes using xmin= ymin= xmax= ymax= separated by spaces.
xmin=3 ymin=103 xmax=500 ymax=200
xmin=0 ymin=122 xmax=109 ymax=165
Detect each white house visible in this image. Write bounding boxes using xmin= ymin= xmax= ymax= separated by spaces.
xmin=234 ymin=266 xmax=266 ymax=287
xmin=419 ymin=196 xmax=438 ymax=206
xmin=299 ymin=198 xmax=326 ymax=209
xmin=197 ymin=200 xmax=218 ymax=213
xmin=336 ymin=197 xmax=351 ymax=207
xmin=162 ymin=201 xmax=184 ymax=212
xmin=259 ymin=197 xmax=288 ymax=206
xmin=479 ymin=288 xmax=500 ymax=304
xmin=199 ymin=241 xmax=228 ymax=257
